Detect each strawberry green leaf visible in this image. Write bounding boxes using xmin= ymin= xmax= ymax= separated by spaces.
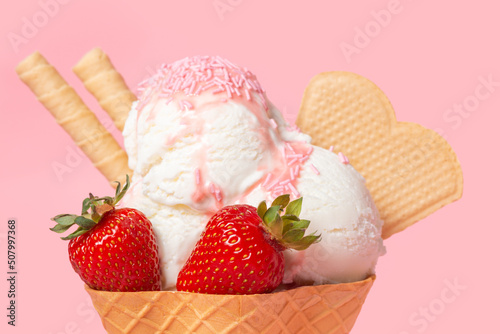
xmin=74 ymin=216 xmax=97 ymax=229
xmin=52 ymin=175 xmax=132 ymax=242
xmin=283 ymin=228 xmax=306 ymax=243
xmin=49 ymin=223 xmax=73 ymax=234
xmin=61 ymin=226 xmax=88 ymax=241
xmin=260 ymin=194 xmax=321 ymax=252
xmin=114 ymin=175 xmax=130 ymax=204
xmin=115 ymin=178 xmax=122 ymax=197
xmin=282 ymin=214 xmax=300 ymax=221
xmin=282 ymin=219 xmax=294 ymax=234
xmin=257 ymin=201 xmax=267 ymax=219
xmin=91 ymin=211 xmax=100 ymax=222
xmin=288 ymin=234 xmax=321 ymax=251
xmin=271 ymin=194 xmax=290 ymax=211
xmin=52 ymin=214 xmax=78 ymax=227
xmin=81 ymin=198 xmax=92 ymax=214
xmin=282 ymin=219 xmax=310 ymax=235
xmin=263 ymin=205 xmax=280 ymax=226
xmin=293 ymin=220 xmax=311 ymax=230
xmin=285 ymin=197 xmax=302 ymax=216
xmin=269 ymin=215 xmax=284 ymax=239
xmin=102 ymin=196 xmax=114 ymax=205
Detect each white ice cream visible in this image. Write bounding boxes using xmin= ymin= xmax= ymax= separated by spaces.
xmin=246 ymin=147 xmax=385 ymax=284
xmin=121 ymin=56 xmax=384 ymax=289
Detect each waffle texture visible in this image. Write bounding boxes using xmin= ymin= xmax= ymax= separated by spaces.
xmin=296 ymin=72 xmax=463 ymax=238
xmin=86 ymin=276 xmax=374 ymax=334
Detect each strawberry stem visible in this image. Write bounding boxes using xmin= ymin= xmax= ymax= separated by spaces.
xmin=257 ymin=195 xmax=321 ymax=251
xmin=50 ymin=175 xmax=131 ymax=240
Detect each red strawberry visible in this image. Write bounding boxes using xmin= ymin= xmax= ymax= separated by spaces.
xmin=176 ymin=194 xmax=320 ymax=294
xmin=50 ymin=176 xmax=161 ymax=291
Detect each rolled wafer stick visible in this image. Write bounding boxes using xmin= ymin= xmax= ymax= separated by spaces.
xmin=73 ymin=48 xmax=136 ymax=132
xmin=16 ymin=51 xmax=132 ymax=186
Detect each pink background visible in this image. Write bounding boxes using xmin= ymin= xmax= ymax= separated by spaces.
xmin=1 ymin=1 xmax=499 ymax=333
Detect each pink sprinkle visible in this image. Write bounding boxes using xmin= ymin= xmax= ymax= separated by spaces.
xmin=287 ymin=158 xmax=297 ymax=166
xmin=287 ymin=183 xmax=300 ymax=197
xmin=188 ymin=81 xmax=196 ymax=95
xmin=209 ymin=183 xmax=215 ymax=194
xmin=195 ymin=168 xmax=201 ymax=185
xmin=279 ymin=179 xmax=291 ymax=186
xmin=273 ymin=185 xmax=284 ymax=192
xmin=286 ymin=143 xmax=296 ymax=154
xmin=270 ymin=119 xmax=278 ymax=129
xmin=183 ymin=100 xmax=193 ymax=110
xmin=307 ymin=146 xmax=313 ymax=155
xmin=290 ymin=169 xmax=295 ymax=180
xmin=248 ymin=79 xmax=258 ymax=90
xmin=294 ymin=165 xmax=300 ymax=176
xmin=205 ymin=69 xmax=212 ymax=80
xmin=272 ymin=191 xmax=282 ymax=198
xmin=266 ymin=178 xmax=280 ymax=190
xmin=182 ymin=75 xmax=193 ymax=90
xmin=164 ymin=97 xmax=173 ymax=105
xmin=212 ymin=87 xmax=224 ymax=94
xmin=231 ymin=76 xmax=239 ymax=87
xmin=287 ymin=154 xmax=303 ymax=159
xmin=225 ymin=85 xmax=233 ymax=99
xmin=310 ymin=164 xmax=320 ymax=175
xmin=203 ymin=82 xmax=217 ymax=91
xmin=137 ymin=78 xmax=149 ymax=88
xmin=338 ymin=152 xmax=350 ymax=164
xmin=329 ymin=146 xmax=334 ymax=152
xmin=194 ymin=85 xmax=203 ymax=95
xmin=245 ymin=88 xmax=252 ymax=100
xmin=299 ymin=156 xmax=309 ymax=163
xmin=173 ymin=78 xmax=181 ymax=92
xmin=159 ymin=90 xmax=172 ymax=96
xmin=262 ymin=173 xmax=272 ymax=187
xmin=137 ymin=56 xmax=271 ymax=117
xmin=215 ymin=189 xmax=222 ymax=202
xmin=224 ymin=58 xmax=238 ymax=69
xmin=220 ymin=98 xmax=227 ymax=103
xmin=255 ymin=80 xmax=263 ymax=91
xmin=280 ymin=145 xmax=286 ymax=159
xmin=259 ymin=92 xmax=268 ymax=110
xmin=214 ymin=77 xmax=225 ymax=84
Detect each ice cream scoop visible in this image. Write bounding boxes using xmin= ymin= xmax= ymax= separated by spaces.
xmin=246 ymin=146 xmax=385 ymax=284
xmin=121 ymin=55 xmax=384 ymax=289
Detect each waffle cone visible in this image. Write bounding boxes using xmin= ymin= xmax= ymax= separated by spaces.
xmin=85 ymin=276 xmax=374 ymax=334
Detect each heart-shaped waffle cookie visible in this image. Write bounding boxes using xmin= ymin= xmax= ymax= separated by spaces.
xmin=296 ymin=72 xmax=463 ymax=239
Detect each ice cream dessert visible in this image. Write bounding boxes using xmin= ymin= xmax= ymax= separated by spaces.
xmin=120 ymin=55 xmax=385 ymax=289
xmin=17 ymin=48 xmax=463 ymax=334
